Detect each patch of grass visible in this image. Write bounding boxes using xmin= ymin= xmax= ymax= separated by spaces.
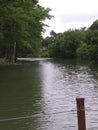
xmin=0 ymin=58 xmax=7 ymax=63
xmin=0 ymin=58 xmax=22 ymax=66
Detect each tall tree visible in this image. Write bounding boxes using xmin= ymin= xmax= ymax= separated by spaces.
xmin=0 ymin=0 xmax=51 ymax=62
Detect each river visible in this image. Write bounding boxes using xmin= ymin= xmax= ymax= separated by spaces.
xmin=0 ymin=58 xmax=98 ymax=130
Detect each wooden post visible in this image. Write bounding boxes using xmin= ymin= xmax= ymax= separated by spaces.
xmin=76 ymin=97 xmax=86 ymax=130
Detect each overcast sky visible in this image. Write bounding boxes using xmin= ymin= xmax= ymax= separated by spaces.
xmin=38 ymin=0 xmax=98 ymax=37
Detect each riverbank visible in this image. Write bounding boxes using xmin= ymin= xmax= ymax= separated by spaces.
xmin=0 ymin=58 xmax=52 ymax=66
xmin=18 ymin=57 xmax=52 ymax=62
xmin=0 ymin=57 xmax=97 ymax=66
xmin=0 ymin=58 xmax=7 ymax=64
xmin=0 ymin=58 xmax=21 ymax=65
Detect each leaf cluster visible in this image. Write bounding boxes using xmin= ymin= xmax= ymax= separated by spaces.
xmin=0 ymin=0 xmax=52 ymax=59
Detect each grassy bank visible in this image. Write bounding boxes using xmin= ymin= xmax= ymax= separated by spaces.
xmin=0 ymin=58 xmax=21 ymax=66
xmin=0 ymin=58 xmax=7 ymax=64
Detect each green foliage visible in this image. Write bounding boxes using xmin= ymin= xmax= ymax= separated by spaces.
xmin=80 ymin=20 xmax=98 ymax=61
xmin=49 ymin=29 xmax=85 ymax=58
xmin=49 ymin=33 xmax=63 ymax=57
xmin=50 ymin=30 xmax=56 ymax=37
xmin=85 ymin=30 xmax=98 ymax=45
xmin=40 ymin=51 xmax=49 ymax=58
xmin=48 ymin=20 xmax=98 ymax=61
xmin=62 ymin=30 xmax=84 ymax=58
xmin=89 ymin=19 xmax=98 ymax=30
xmin=41 ymin=36 xmax=53 ymax=49
xmin=77 ymin=43 xmax=89 ymax=59
xmin=0 ymin=0 xmax=52 ymax=61
xmin=77 ymin=43 xmax=98 ymax=60
xmin=88 ymin=45 xmax=98 ymax=60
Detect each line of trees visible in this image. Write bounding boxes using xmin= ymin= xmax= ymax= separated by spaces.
xmin=0 ymin=0 xmax=52 ymax=62
xmin=42 ymin=20 xmax=98 ymax=61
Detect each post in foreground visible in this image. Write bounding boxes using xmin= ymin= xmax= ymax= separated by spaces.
xmin=76 ymin=97 xmax=86 ymax=130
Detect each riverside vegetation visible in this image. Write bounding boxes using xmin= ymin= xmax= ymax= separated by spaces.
xmin=42 ymin=20 xmax=98 ymax=62
xmin=0 ymin=1 xmax=98 ymax=63
xmin=0 ymin=0 xmax=52 ymax=62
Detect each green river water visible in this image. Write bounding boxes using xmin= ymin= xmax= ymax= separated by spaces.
xmin=0 ymin=58 xmax=98 ymax=130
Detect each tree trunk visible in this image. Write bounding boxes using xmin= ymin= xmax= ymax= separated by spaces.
xmin=12 ymin=41 xmax=17 ymax=63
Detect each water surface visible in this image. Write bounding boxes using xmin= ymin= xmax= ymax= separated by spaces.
xmin=0 ymin=59 xmax=98 ymax=130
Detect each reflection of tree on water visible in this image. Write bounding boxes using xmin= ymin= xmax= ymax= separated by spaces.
xmin=0 ymin=59 xmax=98 ymax=130
xmin=0 ymin=62 xmax=44 ymax=130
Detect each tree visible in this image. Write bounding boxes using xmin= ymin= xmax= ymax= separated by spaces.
xmin=76 ymin=43 xmax=89 ymax=59
xmin=86 ymin=19 xmax=98 ymax=45
xmin=80 ymin=20 xmax=98 ymax=61
xmin=49 ymin=29 xmax=86 ymax=58
xmin=49 ymin=33 xmax=64 ymax=57
xmin=77 ymin=43 xmax=98 ymax=60
xmin=41 ymin=36 xmax=52 ymax=49
xmin=61 ymin=30 xmax=85 ymax=58
xmin=89 ymin=19 xmax=98 ymax=30
xmin=85 ymin=30 xmax=98 ymax=45
xmin=50 ymin=30 xmax=56 ymax=37
xmin=0 ymin=0 xmax=52 ymax=62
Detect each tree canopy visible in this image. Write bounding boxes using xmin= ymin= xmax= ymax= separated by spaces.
xmin=41 ymin=19 xmax=98 ymax=61
xmin=0 ymin=0 xmax=52 ymax=62
xmin=89 ymin=19 xmax=98 ymax=30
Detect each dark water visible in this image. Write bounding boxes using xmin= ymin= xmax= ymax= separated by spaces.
xmin=0 ymin=58 xmax=98 ymax=130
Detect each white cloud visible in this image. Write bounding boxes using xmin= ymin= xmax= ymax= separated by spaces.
xmin=39 ymin=0 xmax=98 ymax=37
